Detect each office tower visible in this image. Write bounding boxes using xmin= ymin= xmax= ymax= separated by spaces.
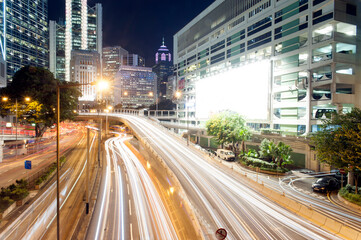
xmin=103 ymin=46 xmax=129 ymax=81
xmin=49 ymin=20 xmax=66 ymax=81
xmin=152 ymin=38 xmax=173 ymax=100
xmin=49 ymin=1 xmax=102 ymax=82
xmin=0 ymin=0 xmax=49 ymax=85
xmin=114 ymin=66 xmax=157 ymax=108
xmin=70 ymin=50 xmax=101 ymax=108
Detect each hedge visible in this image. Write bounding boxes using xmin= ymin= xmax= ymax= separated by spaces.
xmin=340 ymin=186 xmax=361 ymax=206
xmin=241 ymin=156 xmax=289 ymax=173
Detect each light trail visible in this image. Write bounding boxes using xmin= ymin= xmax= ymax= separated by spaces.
xmin=117 ymin=114 xmax=342 ymax=240
xmin=0 ymin=131 xmax=96 ymax=240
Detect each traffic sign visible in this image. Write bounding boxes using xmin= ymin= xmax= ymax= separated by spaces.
xmin=215 ymin=228 xmax=227 ymax=240
xmin=25 ymin=160 xmax=32 ymax=170
xmin=339 ymin=169 xmax=345 ymax=174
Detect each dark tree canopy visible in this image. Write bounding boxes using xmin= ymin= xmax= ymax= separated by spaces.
xmin=0 ymin=66 xmax=81 ymax=137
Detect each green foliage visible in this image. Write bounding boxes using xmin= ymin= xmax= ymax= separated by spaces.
xmin=311 ymin=108 xmax=361 ymax=190
xmin=242 ymin=156 xmax=277 ymax=169
xmin=0 ymin=179 xmax=29 ymax=212
xmin=340 ymin=186 xmax=361 ymax=206
xmin=259 ymin=138 xmax=293 ymax=167
xmin=245 ymin=149 xmax=259 ymax=158
xmin=0 ymin=197 xmax=14 ymax=212
xmin=0 ymin=66 xmax=81 ymax=137
xmin=206 ymin=111 xmax=251 ymax=151
xmin=259 ymin=139 xmax=274 ymax=161
xmin=35 ymin=162 xmax=61 ymax=187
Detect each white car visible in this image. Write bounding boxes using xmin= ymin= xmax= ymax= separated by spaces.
xmin=216 ymin=149 xmax=235 ymax=161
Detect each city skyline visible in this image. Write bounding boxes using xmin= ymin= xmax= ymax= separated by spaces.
xmin=48 ymin=0 xmax=215 ymax=66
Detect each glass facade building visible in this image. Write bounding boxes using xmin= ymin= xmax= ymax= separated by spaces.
xmin=49 ymin=1 xmax=102 ymax=82
xmin=0 ymin=0 xmax=49 ymax=84
xmin=103 ymin=46 xmax=129 ymax=81
xmin=114 ymin=66 xmax=157 ymax=108
xmin=174 ymin=0 xmax=361 ymax=135
xmin=152 ymin=39 xmax=173 ymax=100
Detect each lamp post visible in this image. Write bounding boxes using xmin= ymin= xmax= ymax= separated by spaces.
xmin=56 ymin=80 xmax=108 ymax=240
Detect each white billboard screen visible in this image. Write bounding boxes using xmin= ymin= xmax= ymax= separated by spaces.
xmin=196 ymin=60 xmax=270 ymax=120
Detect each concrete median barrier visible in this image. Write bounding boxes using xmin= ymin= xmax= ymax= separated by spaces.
xmin=324 ymin=218 xmax=342 ymax=234
xmin=299 ymin=205 xmax=313 ymax=219
xmin=310 ymin=211 xmax=327 ymax=226
xmin=339 ymin=225 xmax=360 ymax=240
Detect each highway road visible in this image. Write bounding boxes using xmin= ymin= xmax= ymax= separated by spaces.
xmin=223 ymin=163 xmax=361 ymax=234
xmin=0 ymin=124 xmax=83 ymax=188
xmin=0 ymin=128 xmax=96 ymax=239
xmin=114 ymin=114 xmax=342 ymax=240
xmin=87 ymin=134 xmax=178 ymax=240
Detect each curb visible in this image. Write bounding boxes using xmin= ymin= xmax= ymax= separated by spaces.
xmin=338 ymin=193 xmax=361 ymax=211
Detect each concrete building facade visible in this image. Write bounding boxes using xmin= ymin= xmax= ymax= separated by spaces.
xmin=70 ymin=50 xmax=101 ymax=108
xmin=114 ymin=66 xmax=156 ymax=108
xmin=174 ymin=0 xmax=361 ymax=134
xmin=173 ymin=0 xmax=361 ymax=170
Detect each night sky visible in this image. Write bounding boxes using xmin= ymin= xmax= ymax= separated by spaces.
xmin=48 ymin=0 xmax=215 ymax=67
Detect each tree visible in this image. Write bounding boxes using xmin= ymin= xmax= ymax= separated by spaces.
xmin=259 ymin=138 xmax=293 ymax=167
xmin=0 ymin=66 xmax=81 ymax=137
xmin=275 ymin=141 xmax=293 ymax=167
xmin=206 ymin=111 xmax=250 ymax=152
xmin=311 ymin=108 xmax=361 ymax=191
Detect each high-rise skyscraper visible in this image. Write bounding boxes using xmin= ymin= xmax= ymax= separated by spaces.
xmin=0 ymin=0 xmax=49 ymax=85
xmin=49 ymin=20 xmax=66 ymax=81
xmin=103 ymin=46 xmax=129 ymax=81
xmin=152 ymin=38 xmax=173 ymax=100
xmin=49 ymin=1 xmax=102 ymax=82
xmin=70 ymin=50 xmax=101 ymax=104
xmin=114 ymin=66 xmax=157 ymax=108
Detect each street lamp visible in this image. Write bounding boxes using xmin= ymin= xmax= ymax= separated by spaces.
xmin=1 ymin=96 xmax=31 ymax=158
xmin=56 ymin=80 xmax=108 ymax=240
xmin=149 ymin=91 xmax=158 ymax=116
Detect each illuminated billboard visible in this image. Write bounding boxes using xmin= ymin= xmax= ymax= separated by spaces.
xmin=196 ymin=60 xmax=271 ymax=121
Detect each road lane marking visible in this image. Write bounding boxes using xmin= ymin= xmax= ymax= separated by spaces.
xmin=129 ymin=199 xmax=132 ymax=215
xmin=7 ymin=178 xmax=13 ymax=182
xmin=130 ymin=223 xmax=133 ymax=240
xmin=127 ymin=184 xmax=130 ymax=195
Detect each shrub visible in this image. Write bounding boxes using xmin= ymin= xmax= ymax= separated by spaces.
xmin=11 ymin=188 xmax=29 ymax=201
xmin=35 ymin=178 xmax=43 ymax=185
xmin=0 ymin=197 xmax=14 ymax=212
xmin=340 ymin=187 xmax=361 ymax=206
xmin=242 ymin=156 xmax=277 ymax=170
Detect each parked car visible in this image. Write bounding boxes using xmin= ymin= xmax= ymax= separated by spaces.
xmin=312 ymin=177 xmax=340 ymax=193
xmin=216 ymin=149 xmax=235 ymax=161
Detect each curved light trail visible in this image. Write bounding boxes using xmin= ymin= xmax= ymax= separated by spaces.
xmin=116 ymin=114 xmax=342 ymax=240
xmin=89 ymin=134 xmax=178 ymax=240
